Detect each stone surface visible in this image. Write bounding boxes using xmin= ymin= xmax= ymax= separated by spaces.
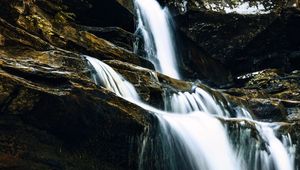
xmin=162 ymin=0 xmax=298 ymax=15
xmin=174 ymin=7 xmax=300 ymax=76
xmin=77 ymin=26 xmax=136 ymax=51
xmin=223 ymin=69 xmax=300 ymax=121
xmin=177 ymin=34 xmax=233 ymax=86
xmin=0 ymin=0 xmax=153 ymax=69
xmin=0 ymin=46 xmax=152 ymax=169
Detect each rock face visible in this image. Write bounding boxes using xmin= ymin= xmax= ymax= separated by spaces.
xmin=0 ymin=0 xmax=154 ymax=169
xmin=0 ymin=48 xmax=152 ymax=169
xmin=175 ymin=8 xmax=300 ymax=76
xmin=221 ymin=69 xmax=300 ymax=122
xmin=161 ymin=0 xmax=297 ymax=15
xmin=167 ymin=1 xmax=300 ymax=78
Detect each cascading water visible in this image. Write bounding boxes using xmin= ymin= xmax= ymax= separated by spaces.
xmin=85 ymin=55 xmax=140 ymax=101
xmin=166 ymin=88 xmax=296 ymax=170
xmin=86 ymin=55 xmax=296 ymax=170
xmin=85 ymin=55 xmax=238 ymax=170
xmin=85 ymin=0 xmax=296 ymax=169
xmin=134 ymin=0 xmax=180 ymax=79
xmin=165 ymin=87 xmax=230 ymax=117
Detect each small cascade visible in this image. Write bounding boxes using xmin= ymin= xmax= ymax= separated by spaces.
xmin=85 ymin=55 xmax=140 ymax=101
xmin=165 ymin=87 xmax=229 ymax=117
xmin=166 ymin=87 xmax=296 ymax=170
xmin=232 ymin=121 xmax=296 ymax=170
xmin=256 ymin=124 xmax=294 ymax=170
xmin=134 ymin=0 xmax=180 ymax=79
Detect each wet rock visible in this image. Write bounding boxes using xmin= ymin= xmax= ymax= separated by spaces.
xmin=77 ymin=26 xmax=135 ymax=51
xmin=248 ymin=99 xmax=287 ymax=121
xmin=0 ymin=118 xmax=98 ymax=170
xmin=0 ymin=45 xmax=152 ymax=169
xmin=0 ymin=0 xmax=153 ymax=70
xmin=178 ymin=34 xmax=233 ymax=87
xmin=164 ymin=0 xmax=293 ymax=15
xmin=117 ymin=0 xmax=135 ymax=14
xmin=0 ymin=4 xmax=155 ymax=169
xmin=105 ymin=59 xmax=163 ymax=108
xmin=223 ymin=69 xmax=300 ymax=121
xmin=0 ymin=33 xmax=4 ymax=46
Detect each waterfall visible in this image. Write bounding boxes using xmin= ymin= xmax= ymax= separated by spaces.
xmin=155 ymin=112 xmax=239 ymax=170
xmin=86 ymin=55 xmax=239 ymax=170
xmin=86 ymin=55 xmax=295 ymax=170
xmin=85 ymin=0 xmax=296 ymax=169
xmin=134 ymin=0 xmax=180 ymax=79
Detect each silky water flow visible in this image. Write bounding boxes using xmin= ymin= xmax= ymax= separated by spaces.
xmin=84 ymin=0 xmax=296 ymax=169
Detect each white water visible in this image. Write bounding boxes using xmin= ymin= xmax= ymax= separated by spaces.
xmin=135 ymin=0 xmax=180 ymax=79
xmin=86 ymin=0 xmax=296 ymax=169
xmin=159 ymin=112 xmax=238 ymax=170
xmin=257 ymin=124 xmax=294 ymax=170
xmin=168 ymin=89 xmax=296 ymax=170
xmin=167 ymin=88 xmax=229 ymax=117
xmin=86 ymin=55 xmax=295 ymax=170
xmin=86 ymin=55 xmax=239 ymax=170
xmin=85 ymin=55 xmax=140 ymax=101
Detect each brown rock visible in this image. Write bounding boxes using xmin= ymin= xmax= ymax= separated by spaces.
xmin=0 ymin=0 xmax=153 ymax=70
xmin=116 ymin=0 xmax=134 ymax=14
xmin=223 ymin=68 xmax=300 ymax=121
xmin=0 ymin=34 xmax=4 ymax=46
xmin=0 ymin=46 xmax=152 ymax=169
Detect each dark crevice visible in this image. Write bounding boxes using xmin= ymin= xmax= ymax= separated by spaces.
xmin=62 ymin=0 xmax=134 ymax=32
